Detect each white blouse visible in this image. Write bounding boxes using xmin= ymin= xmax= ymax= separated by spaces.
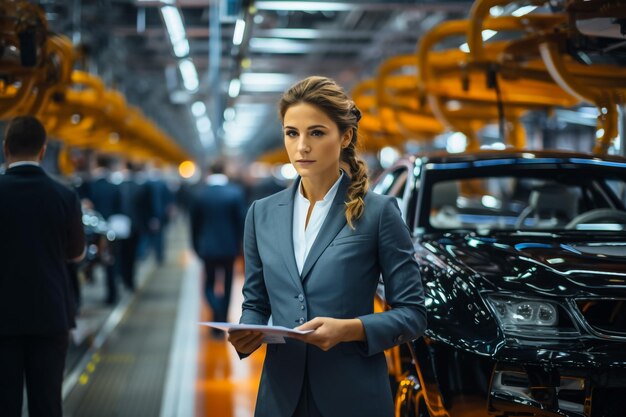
xmin=292 ymin=172 xmax=344 ymax=275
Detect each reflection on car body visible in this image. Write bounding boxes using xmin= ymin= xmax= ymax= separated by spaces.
xmin=372 ymin=150 xmax=626 ymax=417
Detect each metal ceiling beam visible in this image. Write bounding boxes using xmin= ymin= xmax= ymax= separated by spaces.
xmin=252 ymin=28 xmax=379 ymax=39
xmin=136 ymin=0 xmax=472 ymax=12
xmin=248 ymin=37 xmax=414 ymax=54
xmin=111 ymin=26 xmax=235 ymax=38
xmin=254 ymin=1 xmax=471 ymax=12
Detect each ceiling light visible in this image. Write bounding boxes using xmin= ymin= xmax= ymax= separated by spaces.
xmin=255 ymin=1 xmax=352 ymax=11
xmin=224 ymin=107 xmax=236 ymax=121
xmin=240 ymin=58 xmax=252 ymax=69
xmin=240 ymin=73 xmax=294 ymax=85
xmin=196 ymin=115 xmax=212 ymax=133
xmin=178 ymin=59 xmax=198 ymax=91
xmin=233 ymin=19 xmax=246 ymax=46
xmin=191 ymin=101 xmax=206 ymax=117
xmin=161 ymin=6 xmax=189 ymax=57
xmin=249 ymin=38 xmax=313 ymax=54
xmin=255 ymin=28 xmax=319 ymax=39
xmin=228 ymin=78 xmax=241 ymax=98
xmin=161 ymin=6 xmax=185 ymax=43
xmin=446 ymin=132 xmax=467 ymax=154
xmin=459 ymin=30 xmax=498 ymax=52
xmin=512 ymin=6 xmax=537 ymax=17
xmin=489 ymin=6 xmax=504 ymax=17
xmin=172 ymin=39 xmax=190 ymax=58
xmin=178 ymin=161 xmax=196 ymax=179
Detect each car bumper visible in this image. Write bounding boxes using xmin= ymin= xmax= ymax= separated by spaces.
xmin=489 ymin=345 xmax=626 ymax=417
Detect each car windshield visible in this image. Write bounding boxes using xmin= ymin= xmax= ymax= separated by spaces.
xmin=428 ymin=172 xmax=626 ymax=232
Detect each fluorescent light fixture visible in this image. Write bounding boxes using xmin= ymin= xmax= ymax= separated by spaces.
xmin=446 ymin=132 xmax=467 ymax=154
xmin=196 ymin=115 xmax=212 ymax=133
xmin=255 ymin=1 xmax=352 ymax=12
xmin=459 ymin=30 xmax=498 ymax=52
xmin=191 ymin=101 xmax=206 ymax=117
xmin=482 ymin=30 xmax=497 ymax=41
xmin=178 ymin=59 xmax=199 ymax=91
xmin=596 ymin=128 xmax=605 ymax=139
xmin=379 ymin=147 xmax=400 ymax=169
xmin=481 ymin=195 xmax=501 ymax=209
xmin=161 ymin=6 xmax=189 ymax=57
xmin=249 ymin=38 xmax=312 ymax=54
xmin=161 ymin=6 xmax=185 ymax=42
xmin=173 ymin=39 xmax=189 ymax=58
xmin=489 ymin=6 xmax=504 ymax=17
xmin=224 ymin=107 xmax=236 ymax=121
xmin=512 ymin=5 xmax=537 ymax=17
xmin=228 ymin=78 xmax=241 ymax=98
xmin=255 ymin=28 xmax=319 ymax=39
xmin=233 ymin=19 xmax=246 ymax=46
xmin=241 ymin=73 xmax=294 ymax=85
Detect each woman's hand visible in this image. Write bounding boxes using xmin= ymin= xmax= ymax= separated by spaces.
xmin=294 ymin=317 xmax=365 ymax=351
xmin=228 ymin=330 xmax=265 ymax=354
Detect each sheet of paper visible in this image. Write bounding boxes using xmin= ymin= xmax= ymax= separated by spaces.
xmin=198 ymin=322 xmax=313 ymax=344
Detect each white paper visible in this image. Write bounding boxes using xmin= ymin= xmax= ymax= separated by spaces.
xmin=199 ymin=322 xmax=313 ymax=344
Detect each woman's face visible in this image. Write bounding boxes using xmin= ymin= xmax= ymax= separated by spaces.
xmin=283 ymin=102 xmax=351 ymax=182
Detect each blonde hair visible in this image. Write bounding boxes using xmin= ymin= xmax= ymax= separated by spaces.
xmin=279 ymin=76 xmax=369 ymax=229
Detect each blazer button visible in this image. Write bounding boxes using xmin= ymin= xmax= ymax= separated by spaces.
xmin=299 ymin=317 xmax=305 ymax=324
xmin=298 ymin=294 xmax=304 ymax=302
xmin=300 ymin=305 xmax=305 ymax=310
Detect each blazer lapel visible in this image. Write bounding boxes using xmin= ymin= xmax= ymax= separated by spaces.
xmin=274 ymin=182 xmax=304 ymax=292
xmin=300 ymin=174 xmax=349 ymax=280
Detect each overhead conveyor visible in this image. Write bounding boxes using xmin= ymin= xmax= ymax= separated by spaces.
xmin=417 ymin=15 xmax=579 ymax=150
xmin=0 ymin=1 xmax=191 ymax=166
xmin=468 ymin=0 xmax=626 ymax=154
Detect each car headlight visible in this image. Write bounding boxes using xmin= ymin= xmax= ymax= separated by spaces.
xmin=485 ymin=294 xmax=580 ymax=339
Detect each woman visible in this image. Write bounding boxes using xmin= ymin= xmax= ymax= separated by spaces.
xmin=228 ymin=76 xmax=426 ymax=417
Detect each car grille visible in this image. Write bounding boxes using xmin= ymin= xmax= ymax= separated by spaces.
xmin=576 ymin=299 xmax=626 ymax=337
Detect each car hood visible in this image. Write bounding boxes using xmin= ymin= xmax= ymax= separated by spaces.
xmin=428 ymin=232 xmax=626 ymax=297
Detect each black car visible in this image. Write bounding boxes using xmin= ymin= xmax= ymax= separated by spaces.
xmin=372 ymin=150 xmax=626 ymax=417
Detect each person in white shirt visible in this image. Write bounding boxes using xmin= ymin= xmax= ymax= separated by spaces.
xmin=228 ymin=76 xmax=426 ymax=417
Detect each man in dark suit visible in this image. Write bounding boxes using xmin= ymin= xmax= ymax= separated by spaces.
xmin=80 ymin=155 xmax=122 ymax=304
xmin=190 ymin=159 xmax=246 ymax=330
xmin=0 ymin=116 xmax=85 ymax=417
xmin=117 ymin=161 xmax=147 ymax=291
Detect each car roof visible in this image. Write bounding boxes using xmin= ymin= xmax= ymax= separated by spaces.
xmin=403 ymin=149 xmax=626 ymax=165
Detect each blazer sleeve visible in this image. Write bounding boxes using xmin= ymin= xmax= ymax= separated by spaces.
xmin=358 ymin=197 xmax=427 ymax=356
xmin=240 ymin=200 xmax=271 ymax=326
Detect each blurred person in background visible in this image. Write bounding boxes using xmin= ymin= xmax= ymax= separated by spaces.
xmin=190 ymin=159 xmax=246 ymax=336
xmin=0 ymin=116 xmax=85 ymax=417
xmin=80 ymin=155 xmax=122 ymax=304
xmin=116 ymin=160 xmax=148 ymax=291
xmin=140 ymin=165 xmax=174 ymax=265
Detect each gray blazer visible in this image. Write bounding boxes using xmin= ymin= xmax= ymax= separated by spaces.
xmin=240 ymin=174 xmax=426 ymax=417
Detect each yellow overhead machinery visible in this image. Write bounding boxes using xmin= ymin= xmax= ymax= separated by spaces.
xmin=0 ymin=1 xmax=190 ymax=167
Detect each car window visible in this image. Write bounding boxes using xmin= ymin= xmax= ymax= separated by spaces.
xmin=373 ymin=167 xmax=411 ymax=221
xmin=428 ymin=175 xmax=626 ymax=232
xmin=373 ymin=168 xmax=407 ymax=198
